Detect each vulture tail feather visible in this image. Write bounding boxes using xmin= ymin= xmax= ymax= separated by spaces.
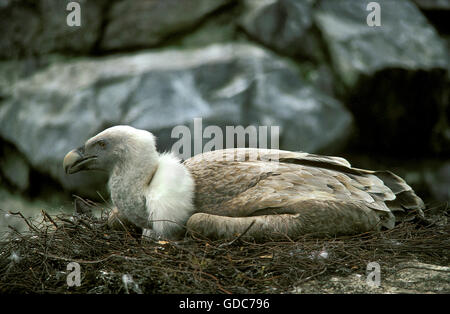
xmin=374 ymin=170 xmax=425 ymax=220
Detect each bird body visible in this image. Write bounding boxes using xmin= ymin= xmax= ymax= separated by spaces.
xmin=63 ymin=126 xmax=425 ymax=240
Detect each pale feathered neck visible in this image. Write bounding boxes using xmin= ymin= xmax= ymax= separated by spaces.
xmin=108 ymin=150 xmax=195 ymax=239
xmin=145 ymin=152 xmax=196 ymax=239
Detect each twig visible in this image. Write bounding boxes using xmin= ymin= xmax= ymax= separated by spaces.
xmin=219 ymin=220 xmax=256 ymax=248
xmin=41 ymin=210 xmax=58 ymax=229
xmin=96 ymin=191 xmax=111 ymax=207
xmin=36 ymin=251 xmax=141 ymax=264
xmin=8 ymin=211 xmax=39 ymax=233
xmin=197 ymin=271 xmax=232 ymax=294
xmin=295 ymin=267 xmax=328 ymax=285
xmin=73 ymin=194 xmax=98 ymax=208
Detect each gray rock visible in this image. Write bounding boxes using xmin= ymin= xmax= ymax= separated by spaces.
xmin=412 ymin=0 xmax=450 ymax=36
xmin=295 ymin=262 xmax=450 ymax=293
xmin=0 ymin=56 xmax=65 ymax=97
xmin=0 ymin=43 xmax=352 ymax=196
xmin=240 ymin=0 xmax=324 ymax=61
xmin=100 ymin=0 xmax=232 ymax=51
xmin=425 ymin=162 xmax=450 ymax=202
xmin=412 ymin=0 xmax=450 ymax=10
xmin=385 ymin=262 xmax=450 ymax=293
xmin=246 ymin=64 xmax=352 ymax=153
xmin=0 ymin=0 xmax=105 ymax=59
xmin=169 ymin=2 xmax=244 ymax=49
xmin=0 ymin=144 xmax=30 ymax=191
xmin=314 ymin=0 xmax=450 ymax=155
xmin=315 ymin=0 xmax=448 ymax=88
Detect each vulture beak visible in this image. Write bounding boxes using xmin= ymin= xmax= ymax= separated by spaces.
xmin=63 ymin=147 xmax=97 ymax=174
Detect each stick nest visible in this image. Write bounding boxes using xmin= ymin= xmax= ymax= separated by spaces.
xmin=0 ymin=199 xmax=448 ymax=294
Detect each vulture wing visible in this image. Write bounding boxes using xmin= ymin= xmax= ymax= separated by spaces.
xmin=183 ymin=148 xmax=424 ymax=239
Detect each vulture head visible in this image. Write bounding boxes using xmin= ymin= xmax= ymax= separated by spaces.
xmin=64 ymin=125 xmax=157 ymax=175
xmin=63 ymin=125 xmax=195 ymax=239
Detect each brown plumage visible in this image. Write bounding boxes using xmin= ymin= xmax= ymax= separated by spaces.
xmin=185 ymin=148 xmax=424 ymax=240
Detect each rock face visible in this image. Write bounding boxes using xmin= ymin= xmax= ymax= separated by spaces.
xmin=413 ymin=0 xmax=450 ymax=10
xmin=0 ymin=43 xmax=352 ymax=196
xmin=239 ymin=0 xmax=324 ymax=61
xmin=413 ymin=0 xmax=450 ymax=35
xmin=100 ymin=0 xmax=232 ymax=51
xmin=425 ymin=162 xmax=450 ymax=202
xmin=315 ymin=0 xmax=448 ymax=88
xmin=296 ymin=262 xmax=450 ymax=293
xmin=0 ymin=0 xmax=232 ymax=58
xmin=314 ymin=0 xmax=450 ymax=156
xmin=0 ymin=0 xmax=106 ymax=59
xmin=0 ymin=143 xmax=30 ymax=191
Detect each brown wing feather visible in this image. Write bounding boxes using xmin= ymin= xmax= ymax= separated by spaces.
xmin=183 ymin=148 xmax=424 ymax=233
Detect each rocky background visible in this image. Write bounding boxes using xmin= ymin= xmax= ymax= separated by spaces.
xmin=0 ymin=0 xmax=449 ymax=217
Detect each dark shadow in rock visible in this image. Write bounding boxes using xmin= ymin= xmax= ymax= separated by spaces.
xmin=345 ymin=67 xmax=449 ymax=157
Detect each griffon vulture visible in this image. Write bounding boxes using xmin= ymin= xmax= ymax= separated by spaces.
xmin=63 ymin=125 xmax=424 ymax=240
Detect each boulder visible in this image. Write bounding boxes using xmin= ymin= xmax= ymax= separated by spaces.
xmin=100 ymin=0 xmax=233 ymax=51
xmin=412 ymin=0 xmax=450 ymax=10
xmin=0 ymin=0 xmax=105 ymax=59
xmin=295 ymin=262 xmax=450 ymax=293
xmin=315 ymin=0 xmax=448 ymax=88
xmin=0 ymin=143 xmax=30 ymax=191
xmin=0 ymin=43 xmax=352 ymax=196
xmin=314 ymin=0 xmax=450 ymax=156
xmin=239 ymin=0 xmax=324 ymax=61
xmin=168 ymin=2 xmax=243 ymax=49
xmin=424 ymin=162 xmax=450 ymax=202
xmin=412 ymin=0 xmax=450 ymax=35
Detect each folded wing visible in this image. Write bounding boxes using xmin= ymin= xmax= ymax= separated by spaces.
xmin=184 ymin=148 xmax=424 ymax=238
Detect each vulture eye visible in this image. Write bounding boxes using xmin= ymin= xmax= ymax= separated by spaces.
xmin=96 ymin=140 xmax=107 ymax=149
